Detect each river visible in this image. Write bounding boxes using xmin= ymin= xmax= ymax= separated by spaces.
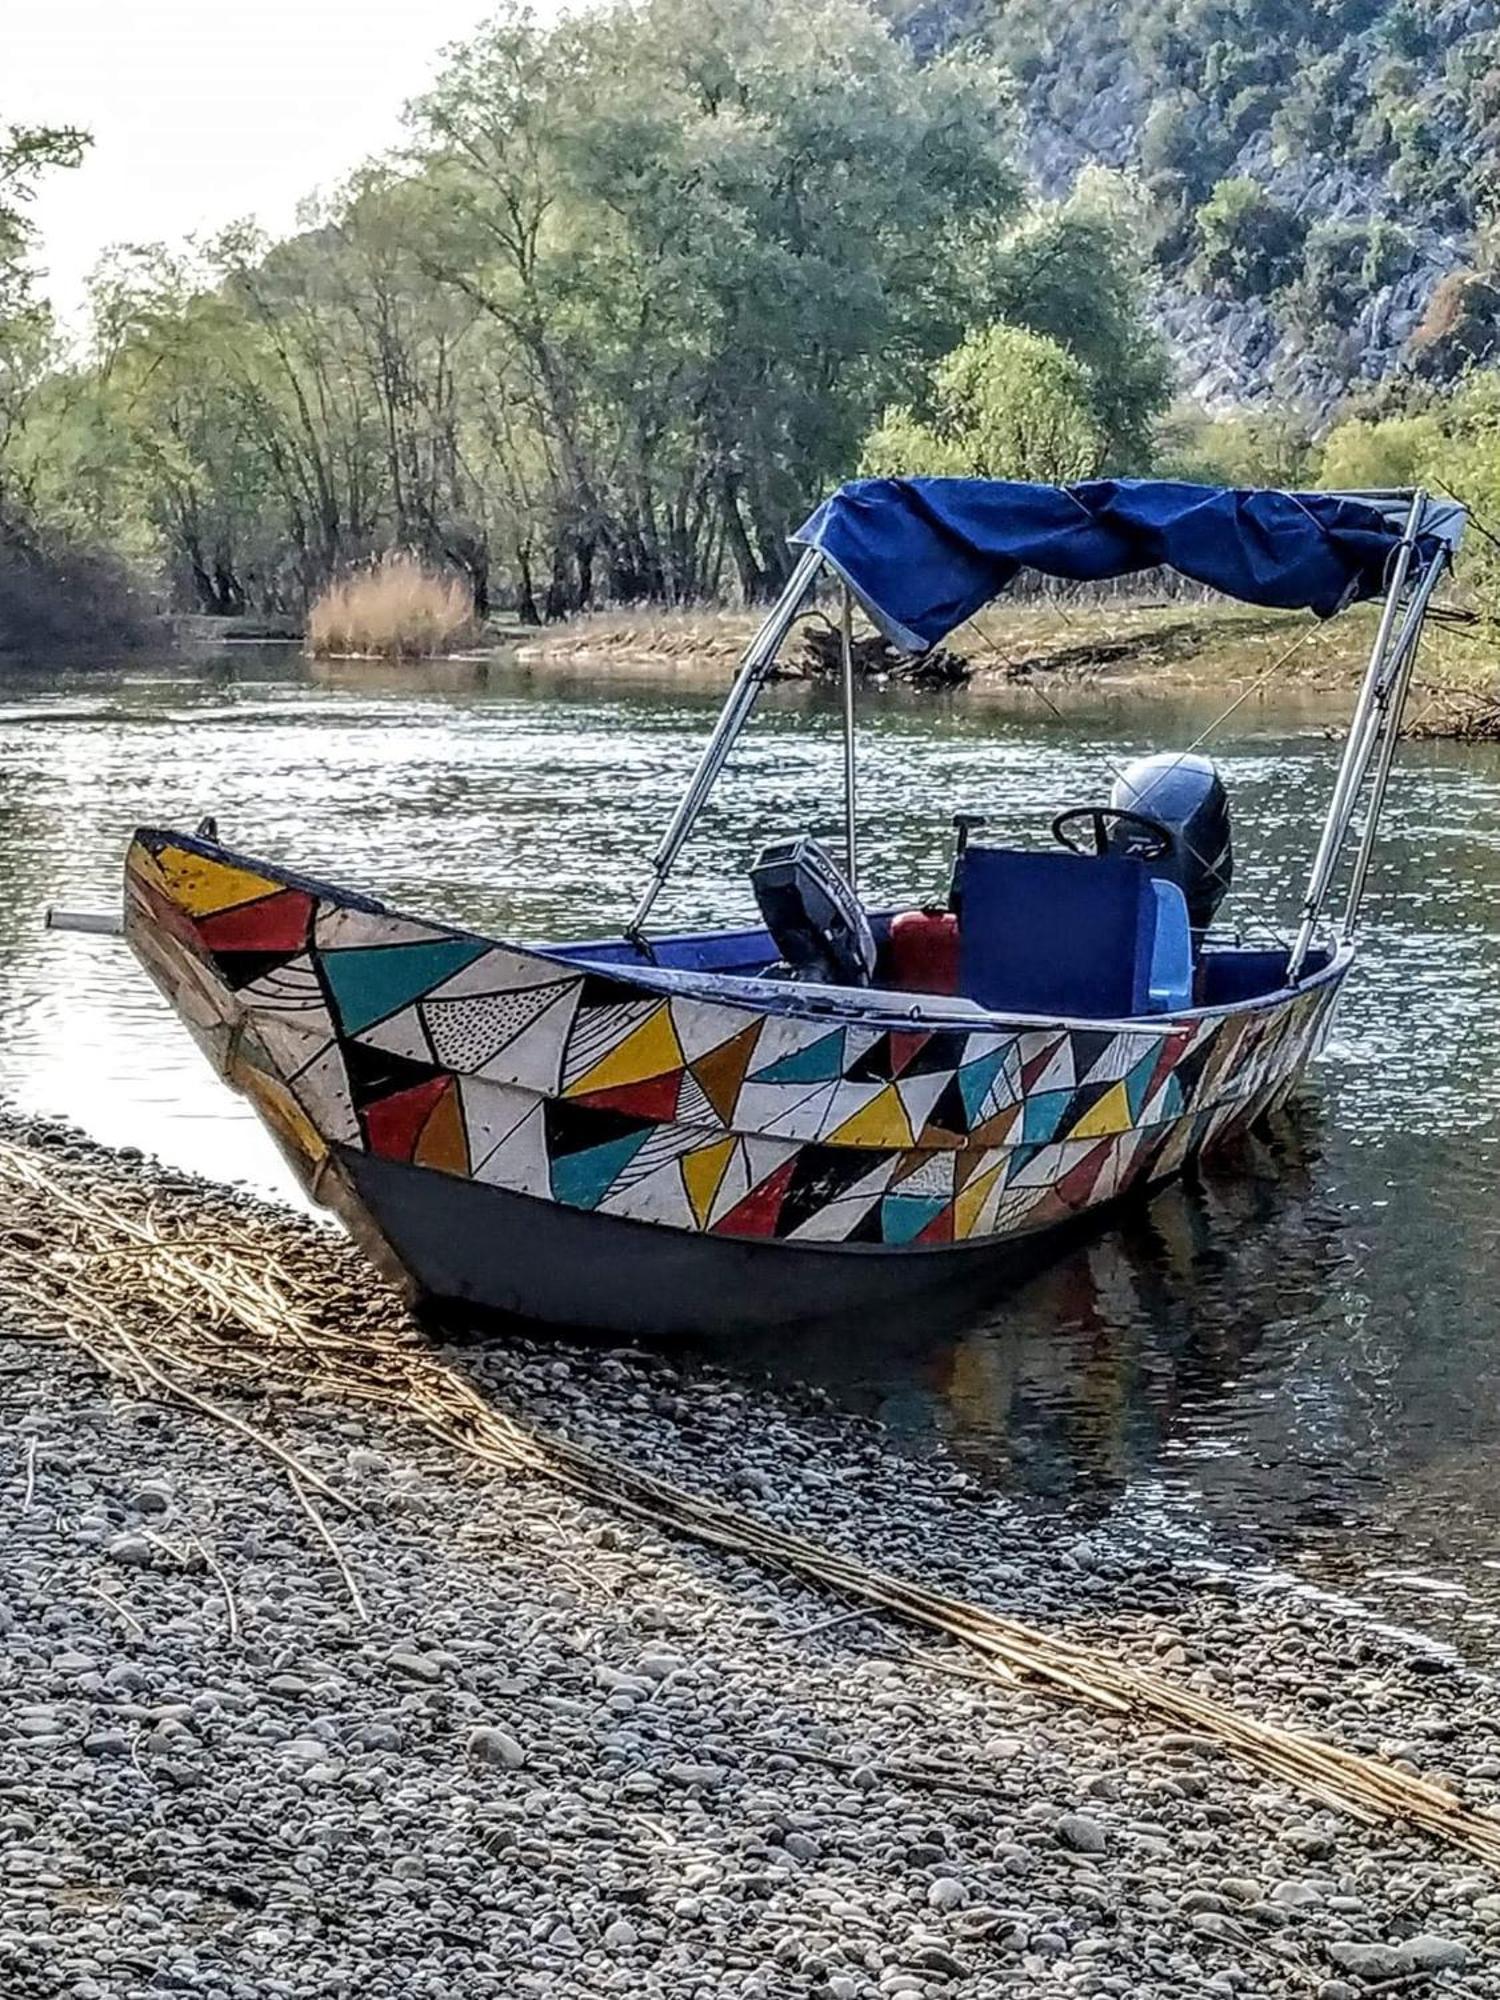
xmin=3 ymin=645 xmax=1499 ymax=1655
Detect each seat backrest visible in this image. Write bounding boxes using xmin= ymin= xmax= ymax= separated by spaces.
xmin=956 ymin=846 xmax=1192 ymax=1018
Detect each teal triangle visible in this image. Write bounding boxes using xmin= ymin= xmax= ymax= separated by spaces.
xmin=1004 ymin=1141 xmax=1047 ymax=1183
xmin=880 ymin=1193 xmax=947 ymax=1245
xmin=551 ymin=1130 xmax=652 ymax=1210
xmin=323 ymin=937 xmax=488 ymax=1036
xmin=750 ymin=1029 xmax=845 ymax=1085
xmin=1125 ymin=1049 xmax=1158 ymax=1121
xmin=1156 ymin=1073 xmax=1185 ymax=1121
xmin=957 ymin=1047 xmax=1007 ymax=1124
xmin=1022 ymin=1088 xmax=1071 ymax=1145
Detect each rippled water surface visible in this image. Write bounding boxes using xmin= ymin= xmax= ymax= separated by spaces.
xmin=3 ymin=646 xmax=1499 ymax=1649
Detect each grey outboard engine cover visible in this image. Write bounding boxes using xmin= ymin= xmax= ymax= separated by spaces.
xmin=750 ymin=835 xmax=877 ymax=987
xmin=1108 ymin=751 xmax=1233 ymax=936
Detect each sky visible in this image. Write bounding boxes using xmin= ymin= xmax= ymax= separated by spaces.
xmin=7 ymin=0 xmax=525 ymax=327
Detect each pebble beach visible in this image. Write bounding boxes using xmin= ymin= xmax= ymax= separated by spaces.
xmin=2 ymin=1114 xmax=1498 ymax=1999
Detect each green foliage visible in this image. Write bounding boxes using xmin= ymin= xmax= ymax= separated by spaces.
xmin=1194 ymin=178 xmax=1308 ymax=299
xmin=1157 ymin=405 xmax=1318 ymax=488
xmin=862 ymin=324 xmax=1104 ymax=482
xmin=1437 ymin=373 xmax=1500 ymax=612
xmin=1284 ymin=219 xmax=1417 ymax=332
xmin=984 ymin=178 xmax=1172 ymax=466
xmin=1 ymin=120 xmax=90 ymax=536
xmin=1316 ymin=410 xmax=1439 ymax=489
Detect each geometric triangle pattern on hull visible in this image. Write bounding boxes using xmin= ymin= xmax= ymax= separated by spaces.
xmin=128 ymin=830 xmax=1345 ymax=1254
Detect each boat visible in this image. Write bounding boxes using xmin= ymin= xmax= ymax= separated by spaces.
xmin=112 ymin=477 xmax=1462 ymax=1337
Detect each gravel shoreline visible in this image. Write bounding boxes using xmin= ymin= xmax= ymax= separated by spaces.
xmin=2 ymin=1113 xmax=1498 ymax=1998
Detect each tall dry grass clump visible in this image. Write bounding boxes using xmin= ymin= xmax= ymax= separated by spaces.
xmin=306 ymin=554 xmax=478 ymax=660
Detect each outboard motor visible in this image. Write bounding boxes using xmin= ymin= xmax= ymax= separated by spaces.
xmin=1108 ymin=752 xmax=1233 ymax=938
xmin=750 ymin=835 xmax=876 ymax=987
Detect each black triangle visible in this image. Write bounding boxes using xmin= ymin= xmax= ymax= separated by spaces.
xmin=213 ymin=947 xmax=302 ymax=992
xmin=342 ymin=1037 xmax=443 ymax=1110
xmin=543 ymin=1097 xmax=654 ymax=1159
xmin=776 ymin=1145 xmax=888 ymax=1238
xmin=921 ymin=1072 xmax=971 ymax=1138
xmin=903 ymin=1030 xmax=971 ymax=1077
xmin=1069 ymin=1029 xmax=1119 ymax=1083
xmin=844 ymin=1034 xmax=893 ymax=1083
xmin=577 ymin=971 xmax=651 ymax=1011
xmin=1174 ymin=1033 xmax=1217 ymax=1105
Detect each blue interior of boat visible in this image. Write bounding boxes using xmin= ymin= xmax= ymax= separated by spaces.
xmin=549 ymin=846 xmax=1331 ymax=1020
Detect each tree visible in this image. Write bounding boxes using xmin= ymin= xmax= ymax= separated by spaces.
xmin=862 ymin=324 xmax=1104 ymax=482
xmin=984 ymin=174 xmax=1172 ymax=467
xmin=1195 ymin=178 xmax=1308 ymax=299
xmin=1 ymin=121 xmax=89 ymax=528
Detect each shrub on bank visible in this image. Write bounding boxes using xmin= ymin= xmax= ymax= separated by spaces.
xmin=306 ymin=555 xmax=478 ymax=660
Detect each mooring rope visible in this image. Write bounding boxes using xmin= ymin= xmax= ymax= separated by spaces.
xmin=2 ymin=1135 xmax=1497 ymax=1864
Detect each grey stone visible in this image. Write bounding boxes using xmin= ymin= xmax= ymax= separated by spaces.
xmin=926 ymin=1877 xmax=965 ymax=1911
xmin=106 ymin=1533 xmax=152 ymax=1567
xmin=467 ymin=1726 xmax=526 ymax=1769
xmin=1056 ymin=1813 xmax=1108 ymax=1855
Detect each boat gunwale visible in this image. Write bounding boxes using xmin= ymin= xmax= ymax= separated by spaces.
xmin=131 ymin=825 xmax=1353 ymax=1044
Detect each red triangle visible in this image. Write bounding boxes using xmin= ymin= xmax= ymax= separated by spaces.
xmin=1149 ymin=1029 xmax=1193 ymax=1101
xmin=197 ymin=889 xmax=314 ymax=955
xmin=1021 ymin=1036 xmax=1066 ymax=1091
xmin=575 ymin=1071 xmax=683 ymax=1122
xmin=1057 ymin=1138 xmax=1117 ymax=1209
xmin=364 ymin=1076 xmax=449 ymax=1161
xmin=711 ymin=1156 xmax=796 ymax=1239
xmin=887 ymin=1031 xmax=931 ymax=1078
xmin=915 ymin=1205 xmax=955 ymax=1245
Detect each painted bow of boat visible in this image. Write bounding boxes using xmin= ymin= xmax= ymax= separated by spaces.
xmin=123 ymin=829 xmax=1349 ymax=1334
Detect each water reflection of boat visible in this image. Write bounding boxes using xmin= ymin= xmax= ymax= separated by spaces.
xmin=111 ymin=478 xmax=1460 ymax=1338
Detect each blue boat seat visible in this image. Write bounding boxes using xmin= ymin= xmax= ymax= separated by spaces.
xmin=955 ymin=846 xmax=1193 ymax=1018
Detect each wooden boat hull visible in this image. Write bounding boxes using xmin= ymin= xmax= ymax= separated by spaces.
xmin=123 ymin=829 xmax=1351 ymax=1338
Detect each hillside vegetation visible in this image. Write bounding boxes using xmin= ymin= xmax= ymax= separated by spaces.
xmin=922 ymin=0 xmax=1500 ymax=407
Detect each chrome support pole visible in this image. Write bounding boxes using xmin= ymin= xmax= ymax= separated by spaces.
xmin=1286 ymin=491 xmax=1427 ymax=981
xmin=1340 ymin=550 xmax=1447 ymax=942
xmin=840 ymin=582 xmax=858 ymax=890
xmin=626 ymin=546 xmax=823 ymax=938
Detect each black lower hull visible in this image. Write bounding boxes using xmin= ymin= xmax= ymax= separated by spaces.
xmin=338 ymin=1146 xmax=1176 ymax=1340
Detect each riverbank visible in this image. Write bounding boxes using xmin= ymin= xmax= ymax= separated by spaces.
xmin=2 ymin=1111 xmax=1499 ymax=1997
xmin=515 ymin=600 xmax=1500 ymax=734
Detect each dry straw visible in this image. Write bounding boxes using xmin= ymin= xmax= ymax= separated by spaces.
xmin=306 ymin=552 xmax=478 ymax=660
xmin=3 ymin=1135 xmax=1498 ymax=1865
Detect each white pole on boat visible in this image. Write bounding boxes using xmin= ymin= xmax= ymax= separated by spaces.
xmin=625 ymin=546 xmax=824 ymax=941
xmin=840 ymin=581 xmax=858 ymax=891
xmin=1286 ymin=490 xmax=1427 ymax=982
xmin=1339 ymin=546 xmax=1449 ymax=941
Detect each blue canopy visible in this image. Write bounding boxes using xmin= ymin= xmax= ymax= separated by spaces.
xmin=792 ymin=477 xmax=1444 ymax=651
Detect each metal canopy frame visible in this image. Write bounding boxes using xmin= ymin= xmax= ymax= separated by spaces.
xmin=627 ymin=490 xmax=1458 ymax=980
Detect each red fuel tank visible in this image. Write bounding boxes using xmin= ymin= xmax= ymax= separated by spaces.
xmin=887 ymin=908 xmax=960 ymax=996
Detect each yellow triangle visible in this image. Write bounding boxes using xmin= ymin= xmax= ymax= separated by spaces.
xmin=954 ymin=1162 xmax=1003 ymax=1240
xmin=566 ymin=1003 xmax=684 ymax=1097
xmin=1069 ymin=1079 xmax=1133 ymax=1140
xmin=682 ymin=1137 xmax=735 ymax=1228
xmin=153 ymin=844 xmax=285 ymax=917
xmin=827 ymin=1083 xmax=914 ymax=1149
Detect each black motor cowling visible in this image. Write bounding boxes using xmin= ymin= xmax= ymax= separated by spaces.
xmin=750 ymin=834 xmax=876 ymax=987
xmin=1108 ymin=751 xmax=1233 ymax=936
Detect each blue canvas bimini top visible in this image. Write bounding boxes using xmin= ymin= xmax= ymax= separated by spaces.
xmin=792 ymin=477 xmax=1446 ymax=651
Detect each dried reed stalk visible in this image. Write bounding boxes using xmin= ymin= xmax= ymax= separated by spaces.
xmin=1 ymin=1137 xmax=1497 ymax=1863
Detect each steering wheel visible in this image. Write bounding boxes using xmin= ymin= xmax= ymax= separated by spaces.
xmin=1050 ymin=806 xmax=1176 ymax=861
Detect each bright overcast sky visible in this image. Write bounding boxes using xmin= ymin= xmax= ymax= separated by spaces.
xmin=8 ymin=0 xmax=526 ymax=326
